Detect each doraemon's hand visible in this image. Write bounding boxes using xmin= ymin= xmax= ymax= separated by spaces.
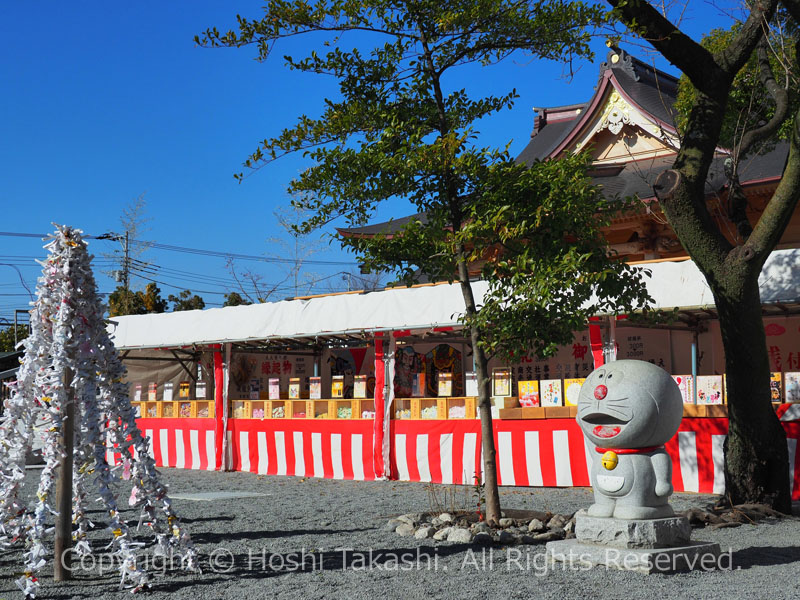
xmin=652 ymin=451 xmax=673 ymax=497
xmin=654 ymin=480 xmax=673 ymax=497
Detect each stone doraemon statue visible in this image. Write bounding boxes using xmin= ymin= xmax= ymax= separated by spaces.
xmin=577 ymin=360 xmax=683 ymax=520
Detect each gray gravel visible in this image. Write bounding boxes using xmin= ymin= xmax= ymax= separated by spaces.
xmin=2 ymin=468 xmax=800 ymax=600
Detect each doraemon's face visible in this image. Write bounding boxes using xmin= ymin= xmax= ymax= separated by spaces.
xmin=577 ymin=360 xmax=682 ymax=448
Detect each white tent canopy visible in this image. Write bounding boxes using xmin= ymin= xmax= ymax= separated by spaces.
xmin=109 ymin=281 xmax=486 ymax=350
xmin=108 ymin=249 xmax=800 ymax=350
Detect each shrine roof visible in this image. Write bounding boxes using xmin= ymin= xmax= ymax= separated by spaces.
xmin=339 ymin=49 xmax=788 ymax=239
xmin=593 ymin=144 xmax=787 ymax=201
xmin=337 ymin=212 xmax=428 ymax=238
xmin=517 ymin=49 xmax=679 ymax=164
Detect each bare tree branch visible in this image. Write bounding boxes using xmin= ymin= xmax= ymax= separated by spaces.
xmin=606 ymin=0 xmax=720 ymax=89
xmin=735 ymin=43 xmax=789 ymax=161
xmin=715 ymin=1 xmax=777 ymax=74
xmin=744 ymin=37 xmax=800 ymax=262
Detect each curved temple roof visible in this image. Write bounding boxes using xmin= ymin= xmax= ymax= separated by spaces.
xmin=339 ymin=48 xmax=787 ymax=239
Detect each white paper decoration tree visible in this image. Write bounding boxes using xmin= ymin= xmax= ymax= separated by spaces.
xmin=0 ymin=226 xmax=197 ymax=598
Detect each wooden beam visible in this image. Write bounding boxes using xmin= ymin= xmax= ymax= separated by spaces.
xmin=170 ymin=350 xmax=197 ymax=382
xmin=54 ymin=368 xmax=74 ymax=581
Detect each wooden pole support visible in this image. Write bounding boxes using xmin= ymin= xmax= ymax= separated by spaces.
xmin=54 ymin=367 xmax=75 ymax=581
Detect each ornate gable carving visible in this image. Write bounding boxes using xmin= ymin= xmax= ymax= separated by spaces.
xmin=597 ymin=90 xmax=631 ymax=135
xmin=573 ymin=88 xmax=678 ymax=163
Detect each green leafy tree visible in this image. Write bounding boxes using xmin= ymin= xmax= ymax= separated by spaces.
xmin=223 ymin=292 xmax=251 ymax=306
xmin=461 ymin=153 xmax=650 ymax=361
xmin=141 ymin=283 xmax=168 ymax=313
xmin=673 ymin=18 xmax=800 ymax=241
xmin=0 ymin=325 xmax=28 ymax=352
xmin=108 ymin=286 xmax=145 ymax=317
xmin=169 ymin=290 xmax=206 ymax=312
xmin=198 ymin=0 xmax=651 ymax=523
xmin=108 ymin=283 xmax=167 ymax=317
xmin=608 ymin=0 xmax=800 ymax=511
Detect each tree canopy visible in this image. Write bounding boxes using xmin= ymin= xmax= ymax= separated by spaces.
xmin=199 ymin=0 xmax=648 ymax=361
xmin=0 ymin=325 xmax=28 ymax=353
xmin=169 ymin=290 xmax=206 ymax=312
xmin=108 ymin=283 xmax=167 ymax=317
xmin=199 ymin=0 xmax=651 ymax=522
xmin=223 ymin=291 xmax=251 ymax=307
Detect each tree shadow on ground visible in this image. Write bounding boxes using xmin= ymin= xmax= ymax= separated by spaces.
xmin=189 ymin=527 xmax=372 ymax=544
xmin=149 ymin=543 xmax=474 ymax=592
xmin=5 ymin=546 xmax=454 ymax=600
xmin=180 ymin=515 xmax=235 ymax=524
xmin=732 ymin=545 xmax=800 ymax=569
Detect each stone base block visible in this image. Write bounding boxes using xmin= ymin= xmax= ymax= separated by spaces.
xmin=574 ymin=510 xmax=691 ymax=548
xmin=545 ymin=539 xmax=722 ymax=573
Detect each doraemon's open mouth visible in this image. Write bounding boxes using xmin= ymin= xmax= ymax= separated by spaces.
xmin=580 ymin=412 xmax=630 ymax=439
xmin=593 ymin=425 xmax=622 ymax=438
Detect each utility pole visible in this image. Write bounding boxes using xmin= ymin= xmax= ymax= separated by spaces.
xmin=117 ymin=230 xmax=131 ymax=314
xmin=123 ymin=231 xmax=130 ymax=292
xmin=122 ymin=231 xmax=130 ymax=313
xmin=13 ymin=310 xmax=29 ymax=347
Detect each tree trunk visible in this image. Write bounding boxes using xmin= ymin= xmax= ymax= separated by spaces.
xmin=415 ymin=27 xmax=502 ymax=523
xmin=470 ymin=321 xmax=501 ymax=525
xmin=454 ymin=247 xmax=501 ymax=525
xmin=656 ymin=166 xmax=792 ymax=512
xmin=714 ymin=280 xmax=791 ymax=512
xmin=609 ymin=0 xmax=795 ymax=513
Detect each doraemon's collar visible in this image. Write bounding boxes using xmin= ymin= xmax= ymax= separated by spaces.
xmin=594 ymin=445 xmax=662 ymax=454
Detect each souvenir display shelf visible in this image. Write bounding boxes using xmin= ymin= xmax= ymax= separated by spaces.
xmin=134 ymin=374 xmax=799 ymax=422
xmin=392 ymin=397 xmax=477 ymax=420
xmin=498 ymin=404 xmax=578 ymax=420
xmin=227 ymin=398 xmax=378 ymax=419
xmin=133 ymin=399 xmax=215 ymax=419
xmin=224 ymin=396 xmax=479 ymax=420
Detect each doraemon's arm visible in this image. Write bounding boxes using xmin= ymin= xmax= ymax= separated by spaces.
xmin=652 ymin=451 xmax=673 ymax=497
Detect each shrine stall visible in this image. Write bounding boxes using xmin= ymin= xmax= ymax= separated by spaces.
xmin=108 ymin=250 xmax=800 ymax=499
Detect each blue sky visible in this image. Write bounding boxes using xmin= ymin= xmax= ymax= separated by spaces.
xmin=0 ymin=1 xmax=734 ymax=323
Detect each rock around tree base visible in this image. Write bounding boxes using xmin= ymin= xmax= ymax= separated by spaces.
xmin=545 ymin=539 xmax=722 ymax=573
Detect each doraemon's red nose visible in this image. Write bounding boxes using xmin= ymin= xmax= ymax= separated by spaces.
xmin=594 ymin=384 xmax=608 ymax=400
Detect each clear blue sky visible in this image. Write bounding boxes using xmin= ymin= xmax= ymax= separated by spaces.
xmin=0 ymin=1 xmax=734 ymax=323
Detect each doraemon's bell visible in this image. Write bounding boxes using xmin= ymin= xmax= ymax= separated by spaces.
xmin=601 ymin=450 xmax=618 ymax=470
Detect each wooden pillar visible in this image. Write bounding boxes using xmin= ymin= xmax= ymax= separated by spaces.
xmin=54 ymin=368 xmax=74 ymax=581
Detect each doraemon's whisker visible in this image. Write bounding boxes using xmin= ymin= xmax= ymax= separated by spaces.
xmin=602 ymin=408 xmax=631 ymax=420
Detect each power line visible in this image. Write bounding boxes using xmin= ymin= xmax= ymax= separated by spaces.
xmin=0 ymin=230 xmax=358 ymax=266
xmin=132 ymin=274 xmax=232 ymax=296
xmin=0 ymin=230 xmax=362 ymax=302
xmin=129 ymin=238 xmax=356 ymax=266
xmin=0 ymin=231 xmax=112 ymax=240
xmin=0 ymin=232 xmax=51 ymax=239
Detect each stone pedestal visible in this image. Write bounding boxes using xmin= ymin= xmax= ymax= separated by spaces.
xmin=574 ymin=510 xmax=691 ymax=547
xmin=546 ymin=510 xmax=720 ymax=573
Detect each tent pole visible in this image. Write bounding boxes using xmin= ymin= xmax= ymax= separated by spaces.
xmin=222 ymin=343 xmax=231 ymax=471
xmin=691 ymin=332 xmax=698 ymax=404
xmin=381 ymin=334 xmax=395 ymax=480
xmin=607 ymin=316 xmax=617 ymax=362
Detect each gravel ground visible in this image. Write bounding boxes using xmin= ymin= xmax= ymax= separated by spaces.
xmin=2 ymin=468 xmax=800 ymax=600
